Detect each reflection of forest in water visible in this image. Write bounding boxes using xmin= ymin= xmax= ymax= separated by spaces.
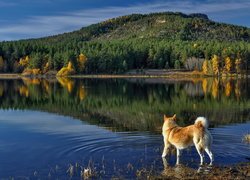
xmin=0 ymin=77 xmax=249 ymax=131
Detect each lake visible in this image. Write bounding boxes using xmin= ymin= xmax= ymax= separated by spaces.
xmin=0 ymin=77 xmax=249 ymax=178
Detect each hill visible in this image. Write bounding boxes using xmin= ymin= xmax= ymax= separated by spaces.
xmin=0 ymin=12 xmax=249 ymax=75
xmin=37 ymin=12 xmax=250 ymax=42
xmin=30 ymin=12 xmax=250 ymax=43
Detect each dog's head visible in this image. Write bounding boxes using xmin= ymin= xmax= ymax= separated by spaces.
xmin=163 ymin=114 xmax=177 ymax=128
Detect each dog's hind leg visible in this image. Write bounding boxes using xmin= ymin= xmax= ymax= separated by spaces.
xmin=195 ymin=145 xmax=204 ymax=165
xmin=205 ymin=148 xmax=214 ymax=165
xmin=176 ymin=148 xmax=181 ymax=165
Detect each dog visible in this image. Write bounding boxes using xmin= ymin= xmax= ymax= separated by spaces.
xmin=162 ymin=114 xmax=213 ymax=165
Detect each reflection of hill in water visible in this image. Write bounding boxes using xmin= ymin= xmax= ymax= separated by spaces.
xmin=0 ymin=77 xmax=249 ymax=132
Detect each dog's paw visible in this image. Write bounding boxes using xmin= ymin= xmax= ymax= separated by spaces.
xmin=175 ymin=163 xmax=181 ymax=166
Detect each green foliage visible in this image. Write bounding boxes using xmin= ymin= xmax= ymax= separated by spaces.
xmin=29 ymin=53 xmax=43 ymax=69
xmin=174 ymin=60 xmax=181 ymax=69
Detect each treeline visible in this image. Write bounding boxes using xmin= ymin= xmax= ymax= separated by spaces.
xmin=0 ymin=12 xmax=250 ymax=75
xmin=0 ymin=39 xmax=249 ymax=74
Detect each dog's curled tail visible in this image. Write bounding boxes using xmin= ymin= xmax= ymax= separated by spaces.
xmin=195 ymin=117 xmax=209 ymax=129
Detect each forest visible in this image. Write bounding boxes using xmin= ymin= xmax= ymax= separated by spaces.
xmin=0 ymin=12 xmax=249 ymax=75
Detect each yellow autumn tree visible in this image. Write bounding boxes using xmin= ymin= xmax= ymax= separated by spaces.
xmin=19 ymin=56 xmax=29 ymax=66
xmin=224 ymin=57 xmax=232 ymax=74
xmin=211 ymin=55 xmax=219 ymax=76
xmin=0 ymin=56 xmax=4 ymax=72
xmin=21 ymin=68 xmax=41 ymax=76
xmin=67 ymin=61 xmax=73 ymax=69
xmin=57 ymin=61 xmax=75 ymax=76
xmin=43 ymin=62 xmax=50 ymax=73
xmin=78 ymin=53 xmax=87 ymax=72
xmin=202 ymin=60 xmax=209 ymax=75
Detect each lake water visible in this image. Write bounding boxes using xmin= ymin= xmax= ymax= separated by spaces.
xmin=0 ymin=77 xmax=249 ymax=178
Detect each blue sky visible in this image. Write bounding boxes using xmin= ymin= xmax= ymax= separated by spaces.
xmin=0 ymin=0 xmax=250 ymax=41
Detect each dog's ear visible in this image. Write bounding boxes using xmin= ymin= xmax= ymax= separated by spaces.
xmin=172 ymin=114 xmax=176 ymax=120
xmin=164 ymin=114 xmax=168 ymax=121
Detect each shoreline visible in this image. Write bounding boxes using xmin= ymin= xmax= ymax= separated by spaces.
xmin=0 ymin=70 xmax=248 ymax=80
xmin=0 ymin=73 xmax=22 ymax=79
xmin=153 ymin=162 xmax=250 ymax=179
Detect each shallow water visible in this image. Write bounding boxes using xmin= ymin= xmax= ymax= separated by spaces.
xmin=0 ymin=78 xmax=249 ymax=178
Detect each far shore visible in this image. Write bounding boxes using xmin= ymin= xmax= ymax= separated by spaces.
xmin=0 ymin=73 xmax=22 ymax=79
xmin=0 ymin=69 xmax=248 ymax=79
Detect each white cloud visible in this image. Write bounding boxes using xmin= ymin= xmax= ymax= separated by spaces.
xmin=0 ymin=0 xmax=250 ymax=40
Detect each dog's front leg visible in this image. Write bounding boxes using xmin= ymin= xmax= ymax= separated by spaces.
xmin=162 ymin=156 xmax=169 ymax=169
xmin=162 ymin=139 xmax=170 ymax=157
xmin=162 ymin=145 xmax=170 ymax=157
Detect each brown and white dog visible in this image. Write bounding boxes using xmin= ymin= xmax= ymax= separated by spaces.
xmin=162 ymin=114 xmax=213 ymax=165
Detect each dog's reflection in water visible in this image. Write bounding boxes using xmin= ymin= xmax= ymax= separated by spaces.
xmin=161 ymin=157 xmax=213 ymax=178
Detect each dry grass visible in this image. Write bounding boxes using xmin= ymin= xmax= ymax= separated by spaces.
xmin=7 ymin=160 xmax=250 ymax=179
xmin=65 ymin=161 xmax=97 ymax=179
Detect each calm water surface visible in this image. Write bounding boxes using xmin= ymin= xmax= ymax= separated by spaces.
xmin=0 ymin=78 xmax=249 ymax=178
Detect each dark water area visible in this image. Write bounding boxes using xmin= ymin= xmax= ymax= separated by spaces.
xmin=0 ymin=77 xmax=249 ymax=179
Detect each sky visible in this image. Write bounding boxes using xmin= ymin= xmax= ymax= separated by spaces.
xmin=0 ymin=0 xmax=250 ymax=41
